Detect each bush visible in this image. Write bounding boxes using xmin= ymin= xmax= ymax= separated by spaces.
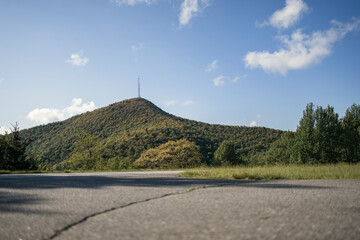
xmin=105 ymin=156 xmax=134 ymax=170
xmin=213 ymin=141 xmax=240 ymax=166
xmin=263 ymin=131 xmax=296 ymax=165
xmin=135 ymin=139 xmax=202 ymax=168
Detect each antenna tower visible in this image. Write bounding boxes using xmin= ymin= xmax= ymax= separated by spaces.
xmin=138 ymin=76 xmax=141 ymax=98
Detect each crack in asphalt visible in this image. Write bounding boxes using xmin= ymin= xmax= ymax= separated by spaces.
xmin=48 ymin=184 xmax=226 ymax=239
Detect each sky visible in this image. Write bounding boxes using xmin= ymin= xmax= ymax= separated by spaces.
xmin=1 ymin=0 xmax=360 ymax=134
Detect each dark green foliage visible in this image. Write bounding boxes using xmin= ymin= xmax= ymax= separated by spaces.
xmin=341 ymin=104 xmax=360 ymax=163
xmin=68 ymin=133 xmax=103 ymax=170
xmin=213 ymin=141 xmax=239 ymax=166
xmin=20 ymin=98 xmax=282 ymax=168
xmin=314 ymin=106 xmax=341 ymax=163
xmin=105 ymin=157 xmax=134 ymax=170
xmin=135 ymin=139 xmax=202 ymax=168
xmin=0 ymin=123 xmax=37 ymax=170
xmin=264 ymin=131 xmax=296 ymax=165
xmin=264 ymin=103 xmax=360 ymax=165
xmin=293 ymin=103 xmax=318 ymax=163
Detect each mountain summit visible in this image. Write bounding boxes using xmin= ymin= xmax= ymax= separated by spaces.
xmin=21 ymin=98 xmax=282 ymax=166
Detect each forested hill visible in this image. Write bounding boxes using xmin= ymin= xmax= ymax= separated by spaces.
xmin=20 ymin=98 xmax=282 ymax=166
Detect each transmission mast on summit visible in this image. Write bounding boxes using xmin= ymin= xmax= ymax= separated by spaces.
xmin=138 ymin=76 xmax=141 ymax=98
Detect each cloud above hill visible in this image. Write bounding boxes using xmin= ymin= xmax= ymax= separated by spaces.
xmin=0 ymin=126 xmax=10 ymax=135
xmin=245 ymin=18 xmax=360 ymax=75
xmin=249 ymin=121 xmax=257 ymax=127
xmin=27 ymin=98 xmax=96 ymax=124
xmin=165 ymin=100 xmax=195 ymax=107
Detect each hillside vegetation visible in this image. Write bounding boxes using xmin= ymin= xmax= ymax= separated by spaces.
xmin=20 ymin=98 xmax=282 ymax=169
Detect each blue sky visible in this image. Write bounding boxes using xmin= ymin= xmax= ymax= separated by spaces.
xmin=1 ymin=0 xmax=359 ymax=133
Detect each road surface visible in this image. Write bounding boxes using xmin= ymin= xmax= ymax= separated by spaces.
xmin=0 ymin=171 xmax=359 ymax=240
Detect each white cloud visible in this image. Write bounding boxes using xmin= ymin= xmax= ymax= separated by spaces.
xmin=205 ymin=60 xmax=218 ymax=72
xmin=0 ymin=126 xmax=10 ymax=135
xmin=245 ymin=18 xmax=360 ymax=75
xmin=231 ymin=76 xmax=240 ymax=83
xmin=179 ymin=0 xmax=210 ymax=26
xmin=165 ymin=100 xmax=176 ymax=106
xmin=0 ymin=78 xmax=4 ymax=83
xmin=183 ymin=100 xmax=194 ymax=106
xmin=131 ymin=43 xmax=144 ymax=51
xmin=231 ymin=74 xmax=247 ymax=83
xmin=165 ymin=100 xmax=194 ymax=106
xmin=249 ymin=121 xmax=257 ymax=127
xmin=27 ymin=98 xmax=96 ymax=124
xmin=213 ymin=75 xmax=226 ymax=86
xmin=256 ymin=114 xmax=262 ymax=118
xmin=65 ymin=51 xmax=89 ymax=67
xmin=63 ymin=98 xmax=96 ymax=116
xmin=263 ymin=0 xmax=309 ymax=30
xmin=111 ymin=0 xmax=155 ymax=6
xmin=27 ymin=108 xmax=64 ymax=125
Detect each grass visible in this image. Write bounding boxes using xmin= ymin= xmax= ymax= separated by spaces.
xmin=0 ymin=168 xmax=185 ymax=174
xmin=179 ymin=163 xmax=360 ymax=180
xmin=185 ymin=187 xmax=196 ymax=193
xmin=0 ymin=170 xmax=69 ymax=174
xmin=2 ymin=164 xmax=360 ymax=180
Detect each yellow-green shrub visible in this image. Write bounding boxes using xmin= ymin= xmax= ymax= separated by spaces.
xmin=135 ymin=139 xmax=202 ymax=168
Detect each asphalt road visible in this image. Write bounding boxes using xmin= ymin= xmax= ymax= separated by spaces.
xmin=0 ymin=172 xmax=359 ymax=240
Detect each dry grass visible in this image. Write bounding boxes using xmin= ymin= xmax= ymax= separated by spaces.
xmin=179 ymin=163 xmax=360 ymax=180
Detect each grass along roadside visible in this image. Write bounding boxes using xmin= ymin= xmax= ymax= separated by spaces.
xmin=178 ymin=163 xmax=360 ymax=180
xmin=0 ymin=168 xmax=185 ymax=174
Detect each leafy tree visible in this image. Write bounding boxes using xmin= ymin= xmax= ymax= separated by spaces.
xmin=341 ymin=104 xmax=360 ymax=163
xmin=135 ymin=139 xmax=202 ymax=168
xmin=0 ymin=134 xmax=8 ymax=169
xmin=264 ymin=103 xmax=358 ymax=165
xmin=314 ymin=105 xmax=341 ymax=163
xmin=264 ymin=131 xmax=296 ymax=165
xmin=213 ymin=141 xmax=239 ymax=166
xmin=293 ymin=103 xmax=318 ymax=163
xmin=0 ymin=123 xmax=36 ymax=170
xmin=68 ymin=133 xmax=103 ymax=170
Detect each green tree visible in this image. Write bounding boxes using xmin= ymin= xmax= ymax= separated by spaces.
xmin=68 ymin=133 xmax=103 ymax=170
xmin=314 ymin=105 xmax=341 ymax=163
xmin=341 ymin=104 xmax=360 ymax=163
xmin=0 ymin=123 xmax=36 ymax=170
xmin=293 ymin=103 xmax=318 ymax=163
xmin=264 ymin=103 xmax=355 ymax=165
xmin=135 ymin=139 xmax=202 ymax=168
xmin=0 ymin=134 xmax=9 ymax=169
xmin=264 ymin=131 xmax=296 ymax=165
xmin=213 ymin=141 xmax=238 ymax=166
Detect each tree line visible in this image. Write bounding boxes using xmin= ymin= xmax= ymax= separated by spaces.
xmin=1 ymin=102 xmax=359 ymax=171
xmin=263 ymin=103 xmax=360 ymax=165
